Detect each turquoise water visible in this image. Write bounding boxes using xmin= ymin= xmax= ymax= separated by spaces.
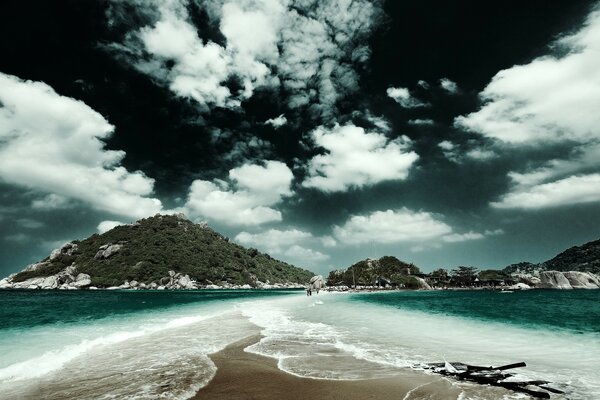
xmin=353 ymin=289 xmax=600 ymax=334
xmin=0 ymin=289 xmax=296 ymax=329
xmin=1 ymin=289 xmax=599 ymax=399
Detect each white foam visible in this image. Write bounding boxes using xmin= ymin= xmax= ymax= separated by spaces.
xmin=238 ymin=292 xmax=600 ymax=398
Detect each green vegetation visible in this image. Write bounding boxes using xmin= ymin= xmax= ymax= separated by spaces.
xmin=12 ymin=215 xmax=314 ymax=287
xmin=327 ymin=256 xmax=420 ymax=287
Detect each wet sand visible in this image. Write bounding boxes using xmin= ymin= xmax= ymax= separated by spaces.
xmin=195 ymin=335 xmax=469 ymax=400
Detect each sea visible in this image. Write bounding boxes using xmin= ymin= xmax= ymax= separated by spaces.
xmin=0 ymin=289 xmax=598 ymax=399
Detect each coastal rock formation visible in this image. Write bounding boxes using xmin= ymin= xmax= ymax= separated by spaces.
xmin=1 ymin=214 xmax=313 ymax=290
xmin=539 ymin=271 xmax=600 ymax=289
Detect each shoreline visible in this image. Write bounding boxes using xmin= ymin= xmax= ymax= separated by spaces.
xmin=194 ymin=335 xmax=510 ymax=400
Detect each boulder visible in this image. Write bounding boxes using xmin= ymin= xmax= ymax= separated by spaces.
xmin=508 ymin=282 xmax=532 ymax=290
xmin=72 ymin=273 xmax=91 ymax=288
xmin=130 ymin=280 xmax=139 ymax=288
xmin=49 ymin=242 xmax=78 ymax=261
xmin=415 ymin=277 xmax=432 ymax=290
xmin=563 ymin=271 xmax=600 ymax=289
xmin=177 ymin=275 xmax=194 ymax=289
xmin=40 ymin=276 xmax=58 ymax=289
xmin=539 ymin=271 xmax=573 ymax=289
xmin=94 ymin=244 xmax=122 ymax=260
xmin=168 ymin=270 xmax=176 ymax=277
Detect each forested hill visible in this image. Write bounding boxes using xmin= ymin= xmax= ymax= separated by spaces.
xmin=7 ymin=214 xmax=314 ymax=288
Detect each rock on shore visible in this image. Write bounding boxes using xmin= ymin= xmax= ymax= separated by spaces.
xmin=539 ymin=270 xmax=600 ymax=289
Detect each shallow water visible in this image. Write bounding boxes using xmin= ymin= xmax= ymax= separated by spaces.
xmin=1 ymin=289 xmax=598 ymax=399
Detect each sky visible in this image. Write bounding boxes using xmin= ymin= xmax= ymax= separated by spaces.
xmin=1 ymin=0 xmax=600 ymax=277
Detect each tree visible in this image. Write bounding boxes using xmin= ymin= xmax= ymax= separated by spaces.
xmin=451 ymin=266 xmax=478 ymax=286
xmin=431 ymin=268 xmax=449 ymax=281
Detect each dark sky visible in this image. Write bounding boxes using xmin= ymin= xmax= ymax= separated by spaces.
xmin=1 ymin=0 xmax=599 ymax=277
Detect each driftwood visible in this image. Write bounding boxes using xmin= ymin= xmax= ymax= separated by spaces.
xmin=422 ymin=361 xmax=564 ymax=399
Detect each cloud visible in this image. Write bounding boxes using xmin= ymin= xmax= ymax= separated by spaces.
xmin=492 ymin=173 xmax=600 ymax=209
xmin=4 ymin=233 xmax=29 ymax=243
xmin=264 ymin=114 xmax=287 ymax=128
xmin=31 ymin=194 xmax=73 ymax=210
xmin=235 ymin=228 xmax=312 ymax=252
xmin=439 ymin=77 xmax=459 ymax=94
xmin=284 ymin=245 xmax=329 ymax=262
xmin=97 ymin=220 xmax=126 ymax=234
xmin=455 ymin=8 xmax=600 ymax=145
xmin=333 ymin=208 xmax=499 ymax=246
xmin=417 ymin=80 xmax=430 ymax=89
xmin=108 ymin=0 xmax=384 ymax=120
xmin=408 ymin=118 xmax=435 ymax=126
xmin=17 ymin=218 xmax=44 ymax=229
xmin=455 ymin=7 xmax=600 ymax=209
xmin=302 ymin=124 xmax=419 ymax=192
xmin=333 ymin=208 xmax=452 ymax=245
xmin=235 ymin=228 xmax=329 ymax=264
xmin=0 ymin=73 xmax=163 ymax=219
xmin=184 ymin=160 xmax=293 ymax=225
xmin=386 ymin=87 xmax=429 ymax=108
xmin=438 ymin=140 xmax=496 ymax=163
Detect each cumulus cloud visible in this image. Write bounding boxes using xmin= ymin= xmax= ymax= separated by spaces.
xmin=333 ymin=208 xmax=452 ymax=245
xmin=264 ymin=114 xmax=287 ymax=128
xmin=184 ymin=160 xmax=293 ymax=225
xmin=235 ymin=228 xmax=329 ymax=263
xmin=455 ymin=9 xmax=600 ymax=144
xmin=302 ymin=124 xmax=419 ymax=192
xmin=0 ymin=73 xmax=163 ymax=219
xmin=333 ymin=208 xmax=499 ymax=246
xmin=455 ymin=7 xmax=600 ymax=209
xmin=108 ymin=0 xmax=383 ymax=120
xmin=439 ymin=77 xmax=459 ymax=94
xmin=97 ymin=220 xmax=126 ymax=234
xmin=386 ymin=87 xmax=429 ymax=108
xmin=492 ymin=174 xmax=600 ymax=209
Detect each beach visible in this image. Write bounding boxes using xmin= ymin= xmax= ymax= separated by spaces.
xmin=196 ymin=335 xmax=481 ymax=400
xmin=1 ymin=289 xmax=599 ymax=399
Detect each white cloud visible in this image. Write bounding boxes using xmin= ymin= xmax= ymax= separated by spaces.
xmin=455 ymin=7 xmax=600 ymax=209
xmin=31 ymin=194 xmax=73 ymax=210
xmin=408 ymin=118 xmax=435 ymax=126
xmin=442 ymin=231 xmax=484 ymax=243
xmin=109 ymin=0 xmax=383 ymax=119
xmin=417 ymin=80 xmax=430 ymax=89
xmin=438 ymin=140 xmax=496 ymax=163
xmin=440 ymin=77 xmax=459 ymax=94
xmin=492 ymin=173 xmax=600 ymax=209
xmin=264 ymin=114 xmax=287 ymax=128
xmin=386 ymin=87 xmax=429 ymax=108
xmin=235 ymin=228 xmax=329 ymax=264
xmin=235 ymin=228 xmax=312 ymax=252
xmin=455 ymin=8 xmax=600 ymax=144
xmin=321 ymin=235 xmax=337 ymax=247
xmin=302 ymin=124 xmax=419 ymax=192
xmin=284 ymin=245 xmax=329 ymax=262
xmin=184 ymin=160 xmax=293 ymax=226
xmin=333 ymin=208 xmax=500 ymax=247
xmin=333 ymin=208 xmax=453 ymax=245
xmin=97 ymin=220 xmax=126 ymax=234
xmin=0 ymin=73 xmax=163 ymax=219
